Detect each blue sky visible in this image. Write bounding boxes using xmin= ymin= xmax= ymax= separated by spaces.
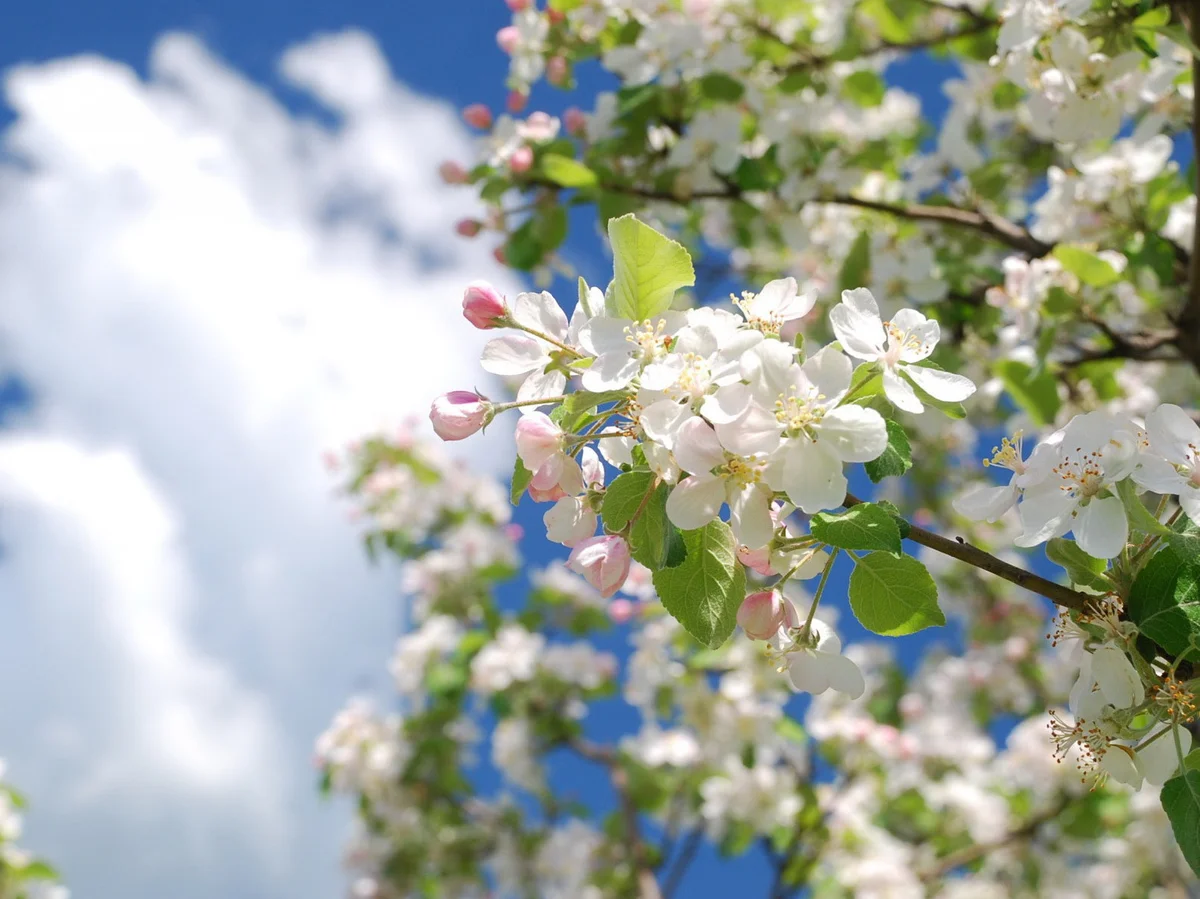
xmin=0 ymin=5 xmax=998 ymax=898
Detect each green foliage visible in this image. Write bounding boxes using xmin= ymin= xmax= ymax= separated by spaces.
xmin=540 ymin=154 xmax=598 ymax=188
xmin=848 ymin=552 xmax=944 ymax=636
xmin=994 ymin=359 xmax=1061 ymax=426
xmin=652 ymin=520 xmax=746 ymax=648
xmin=864 ymin=420 xmax=912 ymax=482
xmin=511 ymin=457 xmax=533 ymax=505
xmin=1127 ymin=545 xmax=1200 ymax=661
xmin=629 ymin=481 xmax=688 ymax=569
xmin=811 ymin=503 xmax=903 ymax=554
xmin=606 ymin=214 xmax=695 ymax=320
xmin=1051 ymin=245 xmax=1122 ymax=287
xmin=1161 ymin=771 xmax=1200 ymax=876
xmin=601 ymin=469 xmax=656 ymax=531
xmin=1046 ymin=537 xmax=1112 ymax=593
xmin=842 ymin=70 xmax=886 ymax=106
xmin=837 ymin=231 xmax=871 ymax=293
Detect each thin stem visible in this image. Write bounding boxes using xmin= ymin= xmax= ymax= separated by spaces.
xmin=494 ymin=394 xmax=570 ymax=412
xmin=842 ymin=493 xmax=1092 ymax=612
xmin=511 ymin=322 xmax=582 ymax=357
xmin=661 ymin=827 xmax=703 ymax=899
xmin=803 ymin=550 xmax=839 ymax=634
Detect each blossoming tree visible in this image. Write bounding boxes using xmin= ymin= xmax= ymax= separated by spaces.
xmin=322 ymin=0 xmax=1200 ymax=894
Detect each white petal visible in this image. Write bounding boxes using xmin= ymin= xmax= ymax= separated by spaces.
xmin=882 ymin=369 xmax=924 ymax=413
xmin=753 ymin=277 xmax=797 ymax=316
xmin=701 ymin=383 xmax=751 ymax=425
xmin=516 ymin=367 xmax=567 ymax=410
xmin=1139 ymin=726 xmax=1191 ymax=786
xmin=821 ymin=652 xmax=866 ymax=699
xmin=787 ymin=652 xmax=831 ymax=695
xmin=1133 ymin=455 xmax=1190 ymax=495
xmin=673 ymin=417 xmax=726 ymax=474
xmin=891 ymin=310 xmax=939 ymax=363
xmin=599 ymin=434 xmax=634 ymax=468
xmin=715 ymin=404 xmax=782 ymax=456
xmin=481 ymin=334 xmax=544 ymax=376
xmin=818 ymin=405 xmax=888 ymax=463
xmin=1091 ymin=644 xmax=1143 ymax=709
xmin=1181 ymin=490 xmax=1200 ymax=525
xmin=665 ymin=475 xmax=725 ymax=531
xmin=830 ymin=288 xmax=886 ymax=360
xmin=581 ymin=352 xmax=639 ymax=391
xmin=953 ymin=484 xmax=1019 ymax=522
xmin=640 ymin=399 xmax=689 ymax=447
xmin=512 ymin=290 xmax=569 ymax=339
xmin=578 ymin=317 xmax=632 ymax=357
xmin=1100 ymin=745 xmax=1143 ymax=787
xmin=1015 ymin=488 xmax=1076 ymax=547
xmin=730 ymin=483 xmax=774 ymax=550
xmin=802 ymin=346 xmax=852 ymax=399
xmin=1073 ymin=496 xmax=1128 ymax=560
xmin=1147 ymin=403 xmax=1200 ymax=467
xmin=904 ymin=364 xmax=977 ymax=402
xmin=780 ymin=441 xmax=846 ymax=514
xmin=640 ymin=357 xmax=684 ymax=392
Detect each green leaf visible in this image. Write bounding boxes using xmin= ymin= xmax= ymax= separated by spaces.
xmin=848 ymin=552 xmax=944 ymax=636
xmin=511 ymin=457 xmax=533 ymax=506
xmin=873 ymin=499 xmax=913 ymax=539
xmin=698 ymin=72 xmax=745 ymax=101
xmin=563 ymin=389 xmax=628 ymax=416
xmin=1127 ymin=545 xmax=1200 ymax=661
xmin=606 ymin=214 xmax=695 ymax=320
xmin=811 ymin=503 xmax=903 ymax=554
xmin=505 ymin=219 xmax=543 ymax=270
xmin=601 ymin=469 xmax=657 ymax=532
xmin=652 ymin=520 xmax=746 ymax=648
xmin=838 ymin=231 xmax=871 ymax=293
xmin=540 ymin=154 xmax=598 ymax=188
xmin=843 ymin=70 xmax=886 ymax=107
xmin=994 ymin=359 xmax=1061 ymax=426
xmin=1117 ymin=477 xmax=1173 ymax=538
xmin=864 ymin=419 xmax=912 ymax=482
xmin=1052 ymin=246 xmax=1122 ymax=287
xmin=1046 ymin=537 xmax=1112 ymax=592
xmin=1157 ymin=23 xmax=1200 ymax=59
xmin=842 ymin=361 xmax=884 ymax=404
xmin=1161 ymin=770 xmax=1200 ymax=876
xmin=1184 ymin=748 xmax=1200 ymax=773
xmin=630 ymin=481 xmax=688 ymax=569
xmin=1134 ymin=5 xmax=1171 ymax=28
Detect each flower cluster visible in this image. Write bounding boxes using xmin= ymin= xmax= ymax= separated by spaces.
xmin=0 ymin=762 xmax=67 ymax=899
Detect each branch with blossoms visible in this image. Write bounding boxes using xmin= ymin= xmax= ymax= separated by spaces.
xmin=0 ymin=762 xmax=67 ymax=899
xmin=430 ymin=212 xmax=1200 ymax=872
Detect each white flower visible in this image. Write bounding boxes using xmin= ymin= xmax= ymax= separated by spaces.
xmin=577 ymin=312 xmax=686 ymax=391
xmin=481 ymin=291 xmax=572 ymax=409
xmin=1137 ymin=724 xmax=1193 ymax=786
xmin=665 ymin=417 xmax=775 ymax=549
xmin=1132 ymin=403 xmax=1200 ymax=522
xmin=715 ymin=341 xmax=888 ymax=513
xmin=1015 ymin=411 xmax=1140 ymax=558
xmin=775 ymin=615 xmax=865 ymax=699
xmin=829 ymin=288 xmax=976 ymax=413
xmin=953 ymin=430 xmax=1051 ymax=522
xmin=1087 ymin=643 xmax=1144 ymax=710
xmin=733 ymin=277 xmax=816 ymax=335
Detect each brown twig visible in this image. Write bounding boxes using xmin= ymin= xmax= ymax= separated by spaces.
xmin=842 ymin=493 xmax=1093 ymax=612
xmin=920 ymin=799 xmax=1069 ymax=879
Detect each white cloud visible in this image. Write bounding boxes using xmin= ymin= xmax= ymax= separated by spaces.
xmin=0 ymin=30 xmax=519 ymax=899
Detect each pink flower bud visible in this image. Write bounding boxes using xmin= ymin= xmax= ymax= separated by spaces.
xmin=580 ymin=446 xmax=604 ymax=489
xmin=509 ymin=145 xmax=534 ymax=174
xmin=515 ymin=411 xmax=563 ymax=471
xmin=496 ymin=26 xmax=520 ymax=54
xmin=544 ymin=496 xmax=598 ymax=547
xmin=462 ymin=103 xmax=493 ymax=130
xmin=563 ymin=107 xmax=587 ymax=136
xmin=737 ymin=545 xmax=773 ymax=577
xmin=456 ymin=219 xmax=482 ymax=238
xmin=493 ymin=246 xmax=508 ymax=265
xmin=547 ymin=8 xmax=565 ymax=23
xmin=737 ymin=590 xmax=787 ymax=640
xmin=506 ymin=0 xmax=531 ymax=9
xmin=429 ymin=391 xmax=491 ymax=441
xmin=462 ymin=281 xmax=509 ymax=329
xmin=567 ymin=535 xmax=632 ymax=599
xmin=507 ymin=90 xmax=528 ymax=114
xmin=527 ymin=482 xmax=567 ymax=503
xmin=547 ymin=56 xmax=569 ymax=86
xmin=609 ymin=598 xmax=636 ymax=624
xmin=439 ymin=160 xmax=469 ymax=184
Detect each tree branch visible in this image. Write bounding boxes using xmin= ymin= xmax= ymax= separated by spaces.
xmin=571 ymin=739 xmax=664 ymax=899
xmin=661 ymin=827 xmax=703 ymax=899
xmin=1175 ymin=0 xmax=1200 ymax=371
xmin=920 ymin=799 xmax=1069 ymax=879
xmin=842 ymin=493 xmax=1094 ymax=612
xmin=773 ymin=17 xmax=998 ymax=74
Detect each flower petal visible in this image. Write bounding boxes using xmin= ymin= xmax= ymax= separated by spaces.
xmin=481 ymin=334 xmax=544 ymax=376
xmin=830 ymin=288 xmax=886 ymax=360
xmin=821 ymin=652 xmax=866 ymax=699
xmin=1073 ymin=496 xmax=1128 ymax=560
xmin=716 ymin=403 xmax=782 ymax=456
xmin=730 ymin=482 xmax=774 ymax=550
xmin=953 ymin=484 xmax=1019 ymax=522
xmin=882 ymin=369 xmax=924 ymax=413
xmin=904 ymin=364 xmax=976 ymax=402
xmin=1147 ymin=403 xmax=1200 ymax=467
xmin=673 ymin=417 xmax=726 ymax=474
xmin=780 ymin=441 xmax=846 ymax=514
xmin=665 ymin=475 xmax=725 ymax=531
xmin=512 ymin=290 xmax=569 ymax=339
xmin=581 ymin=352 xmax=639 ymax=391
xmin=817 ymin=405 xmax=888 ymax=463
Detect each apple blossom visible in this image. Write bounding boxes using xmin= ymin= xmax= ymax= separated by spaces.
xmin=462 ymin=103 xmax=493 ymax=129
xmin=462 ymin=280 xmax=509 ymax=329
xmin=737 ymin=590 xmax=787 ymax=641
xmin=1133 ymin=403 xmax=1200 ymax=522
xmin=429 ymin=391 xmax=493 ymax=441
xmin=567 ymin=535 xmax=632 ymax=599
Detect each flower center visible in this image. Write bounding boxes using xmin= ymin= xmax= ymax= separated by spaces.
xmin=883 ymin=321 xmax=926 ymax=367
xmin=733 ymin=290 xmax=785 ymax=336
xmin=624 ymin=320 xmax=670 ymax=363
xmin=668 ymin=352 xmax=711 ymax=400
xmin=1052 ymin=446 xmax=1106 ymax=499
xmin=720 ymin=455 xmax=765 ymax=487
xmin=773 ymin=387 xmax=826 ymax=439
xmin=982 ymin=431 xmax=1026 ymax=474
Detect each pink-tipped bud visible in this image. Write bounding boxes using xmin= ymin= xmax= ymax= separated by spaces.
xmin=507 ymin=90 xmax=528 ymax=114
xmin=515 ymin=411 xmax=563 ymax=471
xmin=496 ymin=25 xmax=520 ymax=54
xmin=564 ymin=107 xmax=587 ymax=136
xmin=737 ymin=545 xmax=773 ymax=577
xmin=509 ymin=145 xmax=534 ymax=174
xmin=462 ymin=281 xmax=509 ymax=329
xmin=608 ymin=598 xmax=636 ymax=624
xmin=737 ymin=591 xmax=786 ymax=640
xmin=547 ymin=8 xmax=565 ymax=23
xmin=547 ymin=56 xmax=570 ymax=86
xmin=505 ymin=0 xmax=531 ymax=9
xmin=456 ymin=219 xmax=482 ymax=238
xmin=429 ymin=391 xmax=492 ymax=441
xmin=439 ymin=160 xmax=470 ymax=184
xmin=462 ymin=103 xmax=494 ymax=130
xmin=493 ymin=245 xmax=508 ymax=265
xmin=544 ymin=496 xmax=598 ymax=547
xmin=567 ymin=535 xmax=632 ymax=599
